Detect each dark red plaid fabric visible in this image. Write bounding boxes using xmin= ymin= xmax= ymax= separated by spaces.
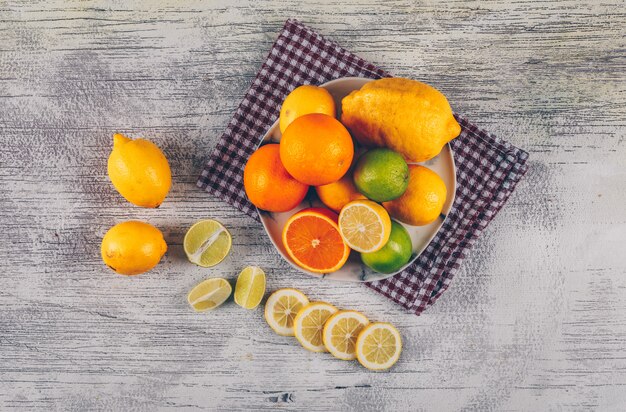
xmin=197 ymin=19 xmax=529 ymax=315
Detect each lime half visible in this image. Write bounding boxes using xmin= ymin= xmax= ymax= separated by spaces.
xmin=184 ymin=219 xmax=232 ymax=267
xmin=234 ymin=266 xmax=266 ymax=310
xmin=187 ymin=278 xmax=232 ymax=312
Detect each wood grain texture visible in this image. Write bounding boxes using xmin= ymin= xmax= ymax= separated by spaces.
xmin=1 ymin=0 xmax=625 ymax=410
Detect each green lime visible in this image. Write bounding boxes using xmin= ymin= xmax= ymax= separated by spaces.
xmin=361 ymin=220 xmax=412 ymax=274
xmin=234 ymin=266 xmax=266 ymax=310
xmin=353 ymin=148 xmax=409 ymax=202
xmin=184 ymin=219 xmax=232 ymax=267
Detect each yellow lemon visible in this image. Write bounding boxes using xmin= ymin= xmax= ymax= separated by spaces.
xmin=338 ymin=199 xmax=392 ymax=253
xmin=187 ymin=278 xmax=232 ymax=312
xmin=101 ymin=221 xmax=167 ymax=275
xmin=355 ymin=322 xmax=402 ymax=371
xmin=294 ymin=302 xmax=338 ymax=352
xmin=279 ymin=85 xmax=336 ymax=133
xmin=108 ymin=133 xmax=171 ymax=208
xmin=322 ymin=310 xmax=370 ymax=360
xmin=264 ymin=289 xmax=310 ymax=336
xmin=234 ymin=266 xmax=266 ymax=310
xmin=341 ymin=77 xmax=461 ymax=162
xmin=383 ymin=165 xmax=447 ymax=226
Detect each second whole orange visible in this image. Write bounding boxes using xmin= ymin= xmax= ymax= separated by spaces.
xmin=315 ymin=173 xmax=366 ymax=213
xmin=280 ymin=113 xmax=354 ymax=186
xmin=244 ymin=144 xmax=309 ymax=212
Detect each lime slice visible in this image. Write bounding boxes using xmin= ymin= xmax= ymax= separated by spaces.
xmin=234 ymin=266 xmax=266 ymax=310
xmin=184 ymin=219 xmax=232 ymax=267
xmin=187 ymin=278 xmax=232 ymax=312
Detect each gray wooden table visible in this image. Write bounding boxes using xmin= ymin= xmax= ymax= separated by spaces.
xmin=1 ymin=1 xmax=625 ymax=410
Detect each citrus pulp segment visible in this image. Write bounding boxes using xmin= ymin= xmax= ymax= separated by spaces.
xmin=264 ymin=288 xmax=310 ymax=336
xmin=294 ymin=302 xmax=338 ymax=352
xmin=184 ymin=219 xmax=232 ymax=267
xmin=282 ymin=208 xmax=350 ymax=274
xmin=234 ymin=266 xmax=266 ymax=310
xmin=187 ymin=278 xmax=232 ymax=312
xmin=355 ymin=322 xmax=402 ymax=371
xmin=322 ymin=310 xmax=370 ymax=360
xmin=338 ymin=200 xmax=392 ymax=253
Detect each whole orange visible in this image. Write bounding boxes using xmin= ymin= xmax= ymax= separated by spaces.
xmin=315 ymin=173 xmax=366 ymax=213
xmin=280 ymin=113 xmax=354 ymax=186
xmin=244 ymin=144 xmax=309 ymax=212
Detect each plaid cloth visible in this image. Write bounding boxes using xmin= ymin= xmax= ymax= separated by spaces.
xmin=197 ymin=19 xmax=529 ymax=315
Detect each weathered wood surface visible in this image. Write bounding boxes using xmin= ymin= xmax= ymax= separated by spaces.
xmin=1 ymin=0 xmax=625 ymax=410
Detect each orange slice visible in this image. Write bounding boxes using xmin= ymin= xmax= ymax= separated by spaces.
xmin=282 ymin=208 xmax=350 ymax=274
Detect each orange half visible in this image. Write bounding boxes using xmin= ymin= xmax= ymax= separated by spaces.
xmin=282 ymin=208 xmax=350 ymax=274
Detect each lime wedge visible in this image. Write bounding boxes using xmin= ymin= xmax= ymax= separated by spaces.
xmin=187 ymin=278 xmax=232 ymax=312
xmin=184 ymin=219 xmax=232 ymax=267
xmin=234 ymin=266 xmax=266 ymax=310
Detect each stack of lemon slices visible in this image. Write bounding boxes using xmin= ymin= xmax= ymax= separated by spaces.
xmin=264 ymin=288 xmax=402 ymax=371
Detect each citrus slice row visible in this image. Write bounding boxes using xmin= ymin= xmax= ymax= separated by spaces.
xmin=187 ymin=278 xmax=232 ymax=312
xmin=234 ymin=266 xmax=266 ymax=310
xmin=264 ymin=288 xmax=310 ymax=336
xmin=322 ymin=310 xmax=370 ymax=360
xmin=338 ymin=200 xmax=391 ymax=253
xmin=294 ymin=302 xmax=338 ymax=352
xmin=282 ymin=208 xmax=350 ymax=274
xmin=355 ymin=322 xmax=402 ymax=370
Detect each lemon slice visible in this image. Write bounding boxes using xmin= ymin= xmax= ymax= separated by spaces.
xmin=338 ymin=200 xmax=392 ymax=253
xmin=322 ymin=310 xmax=370 ymax=360
xmin=294 ymin=302 xmax=338 ymax=352
xmin=355 ymin=322 xmax=402 ymax=370
xmin=184 ymin=219 xmax=232 ymax=267
xmin=234 ymin=266 xmax=266 ymax=310
xmin=264 ymin=289 xmax=309 ymax=336
xmin=187 ymin=278 xmax=232 ymax=312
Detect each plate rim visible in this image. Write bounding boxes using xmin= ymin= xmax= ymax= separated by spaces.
xmin=256 ymin=76 xmax=457 ymax=282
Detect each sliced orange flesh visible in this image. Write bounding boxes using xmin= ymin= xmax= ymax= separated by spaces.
xmin=282 ymin=208 xmax=350 ymax=273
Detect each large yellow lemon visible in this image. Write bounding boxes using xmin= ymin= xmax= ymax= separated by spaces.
xmin=341 ymin=78 xmax=461 ymax=162
xmin=101 ymin=221 xmax=167 ymax=275
xmin=107 ymin=133 xmax=171 ymax=208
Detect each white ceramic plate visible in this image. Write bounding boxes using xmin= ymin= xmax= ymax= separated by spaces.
xmin=256 ymin=77 xmax=456 ymax=282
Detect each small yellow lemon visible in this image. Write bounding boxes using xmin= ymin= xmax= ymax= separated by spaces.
xmin=383 ymin=165 xmax=447 ymax=226
xmin=101 ymin=221 xmax=167 ymax=275
xmin=108 ymin=133 xmax=171 ymax=208
xmin=279 ymin=85 xmax=336 ymax=133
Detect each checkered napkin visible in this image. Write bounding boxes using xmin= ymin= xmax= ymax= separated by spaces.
xmin=197 ymin=19 xmax=529 ymax=315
